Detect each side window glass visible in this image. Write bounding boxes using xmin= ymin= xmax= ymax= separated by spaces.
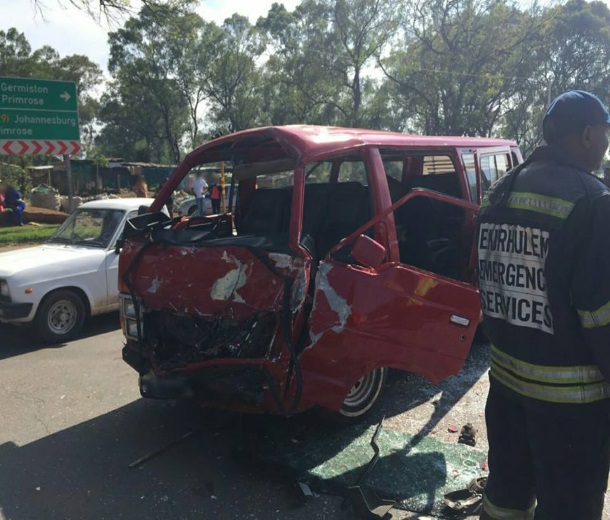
xmin=495 ymin=154 xmax=508 ymax=178
xmin=462 ymin=153 xmax=477 ymax=203
xmin=383 ymin=160 xmax=403 ymax=182
xmin=337 ymin=160 xmax=368 ymax=186
xmin=422 ymin=155 xmax=456 ymax=175
xmin=257 ymin=172 xmax=294 ymax=188
xmin=305 ymin=161 xmax=332 ymax=184
xmin=302 ymin=155 xmax=372 ymax=262
xmin=480 ymin=155 xmax=496 ymax=192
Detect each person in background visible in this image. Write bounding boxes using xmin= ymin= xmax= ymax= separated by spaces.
xmin=477 ymin=90 xmax=610 ymax=520
xmin=191 ymin=171 xmax=208 ymax=216
xmin=133 ymin=174 xmax=148 ymax=198
xmin=0 ymin=181 xmax=26 ymax=226
xmin=210 ymin=183 xmax=221 ymax=214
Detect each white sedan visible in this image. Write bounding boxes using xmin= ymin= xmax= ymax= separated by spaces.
xmin=177 ymin=191 xmax=237 ymax=217
xmin=0 ymin=198 xmax=157 ymax=342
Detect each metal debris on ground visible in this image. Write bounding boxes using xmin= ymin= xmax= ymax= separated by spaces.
xmin=458 ymin=424 xmax=477 ymax=447
xmin=128 ymin=430 xmax=202 ymax=468
xmin=298 ymin=481 xmax=314 ymax=498
xmin=442 ymin=477 xmax=487 ymax=517
xmin=345 ymin=417 xmax=396 ymax=519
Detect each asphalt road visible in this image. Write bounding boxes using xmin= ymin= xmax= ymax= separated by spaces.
xmin=0 ymin=316 xmax=355 ymax=520
xmin=0 ymin=315 xmax=496 ymax=520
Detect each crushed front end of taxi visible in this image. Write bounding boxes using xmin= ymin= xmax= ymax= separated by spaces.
xmin=119 ymin=219 xmax=310 ymax=414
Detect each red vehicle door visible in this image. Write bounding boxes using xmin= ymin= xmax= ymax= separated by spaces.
xmin=299 ymin=189 xmax=481 ymax=412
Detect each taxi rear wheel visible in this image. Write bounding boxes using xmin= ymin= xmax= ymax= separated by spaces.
xmin=338 ymin=368 xmax=387 ymax=420
xmin=34 ymin=290 xmax=87 ymax=343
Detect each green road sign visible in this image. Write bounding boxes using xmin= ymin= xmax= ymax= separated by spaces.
xmin=0 ymin=76 xmax=79 ymax=142
xmin=0 ymin=110 xmax=79 ymax=140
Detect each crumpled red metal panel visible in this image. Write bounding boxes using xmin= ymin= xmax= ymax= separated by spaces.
xmin=120 ymin=241 xmax=308 ymax=323
xmin=299 ymin=259 xmax=480 ymax=412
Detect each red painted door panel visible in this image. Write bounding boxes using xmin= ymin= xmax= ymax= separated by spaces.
xmin=299 ymin=191 xmax=481 ymax=411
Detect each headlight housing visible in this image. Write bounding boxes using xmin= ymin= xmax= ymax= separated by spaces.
xmin=123 ymin=298 xmax=137 ymax=319
xmin=126 ymin=319 xmax=139 ymax=339
xmin=120 ymin=294 xmax=142 ymax=340
xmin=0 ymin=280 xmax=10 ymax=301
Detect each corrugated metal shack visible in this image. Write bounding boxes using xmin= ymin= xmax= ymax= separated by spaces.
xmin=49 ymin=160 xmax=179 ymax=196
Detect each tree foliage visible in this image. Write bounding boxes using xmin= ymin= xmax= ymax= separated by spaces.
xmin=11 ymin=0 xmax=610 ymax=162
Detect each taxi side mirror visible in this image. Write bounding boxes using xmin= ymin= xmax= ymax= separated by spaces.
xmin=352 ymin=234 xmax=386 ymax=270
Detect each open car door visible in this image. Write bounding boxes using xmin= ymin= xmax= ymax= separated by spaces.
xmin=299 ymin=190 xmax=481 ymax=410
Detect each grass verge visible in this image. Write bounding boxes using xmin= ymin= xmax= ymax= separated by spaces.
xmin=0 ymin=224 xmax=58 ymax=247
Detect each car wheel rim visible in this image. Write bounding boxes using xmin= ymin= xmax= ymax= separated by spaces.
xmin=47 ymin=300 xmax=78 ymax=335
xmin=344 ymin=371 xmax=379 ymax=409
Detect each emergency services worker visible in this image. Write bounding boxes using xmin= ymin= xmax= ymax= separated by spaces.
xmin=477 ymin=90 xmax=610 ymax=520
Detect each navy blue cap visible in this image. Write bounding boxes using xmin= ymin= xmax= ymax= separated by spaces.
xmin=543 ymin=90 xmax=610 ymax=143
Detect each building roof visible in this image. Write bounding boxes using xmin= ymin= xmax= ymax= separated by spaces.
xmin=123 ymin=162 xmax=177 ymax=168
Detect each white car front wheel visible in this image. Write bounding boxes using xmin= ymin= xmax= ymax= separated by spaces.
xmin=34 ymin=290 xmax=87 ymax=343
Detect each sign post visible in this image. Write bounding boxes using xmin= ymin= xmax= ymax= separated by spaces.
xmin=64 ymin=154 xmax=73 ymax=212
xmin=0 ymin=77 xmax=81 ymax=155
xmin=0 ymin=76 xmax=81 ymax=211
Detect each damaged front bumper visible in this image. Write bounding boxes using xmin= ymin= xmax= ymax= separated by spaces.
xmin=125 ymin=344 xmax=283 ymax=411
xmin=139 ymin=371 xmax=194 ymax=400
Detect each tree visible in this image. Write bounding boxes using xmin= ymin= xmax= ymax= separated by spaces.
xmin=258 ymin=0 xmax=400 ymax=128
xmin=103 ymin=0 xmax=204 ymax=162
xmin=31 ymin=0 xmax=162 ymax=22
xmin=0 ymin=28 xmax=34 ymax=77
xmin=501 ymin=0 xmax=610 ymax=154
xmin=382 ymin=0 xmax=542 ymax=137
xmin=202 ymin=15 xmax=266 ymax=133
xmin=22 ymin=0 xmax=610 ymax=162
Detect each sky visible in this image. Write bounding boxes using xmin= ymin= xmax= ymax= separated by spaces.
xmin=1 ymin=0 xmax=302 ymax=71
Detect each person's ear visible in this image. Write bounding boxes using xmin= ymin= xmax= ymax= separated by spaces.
xmin=581 ymin=125 xmax=594 ymax=149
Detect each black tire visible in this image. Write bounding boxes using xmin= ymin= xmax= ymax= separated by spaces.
xmin=187 ymin=205 xmax=197 ymax=216
xmin=338 ymin=367 xmax=387 ymax=420
xmin=34 ymin=289 xmax=87 ymax=343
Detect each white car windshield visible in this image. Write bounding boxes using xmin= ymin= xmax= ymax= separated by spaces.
xmin=49 ymin=208 xmax=125 ymax=248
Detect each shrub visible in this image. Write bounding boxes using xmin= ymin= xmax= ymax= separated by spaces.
xmin=0 ymin=163 xmax=31 ymax=198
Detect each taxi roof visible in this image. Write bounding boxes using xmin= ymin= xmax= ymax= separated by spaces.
xmin=184 ymin=125 xmax=518 ymax=167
